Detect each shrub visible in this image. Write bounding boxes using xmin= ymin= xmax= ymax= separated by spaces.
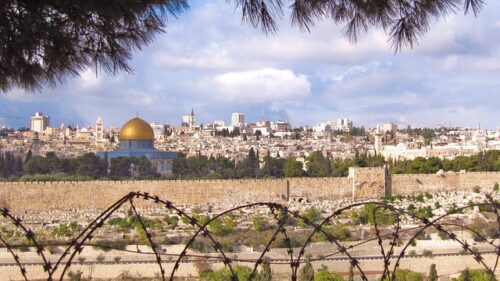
xmin=422 ymin=249 xmax=433 ymax=257
xmin=205 ymin=265 xmax=253 ymax=281
xmin=96 ymin=253 xmax=105 ymax=263
xmin=164 ymin=215 xmax=179 ymax=230
xmin=456 ymin=269 xmax=497 ymax=281
xmin=314 ymin=268 xmax=344 ymax=281
xmin=253 ymin=216 xmax=266 ymax=232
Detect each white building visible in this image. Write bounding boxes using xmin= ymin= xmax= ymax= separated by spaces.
xmin=334 ymin=118 xmax=353 ymax=132
xmin=182 ymin=109 xmax=196 ymax=129
xmin=231 ymin=112 xmax=245 ymax=127
xmin=150 ymin=122 xmax=171 ymax=139
xmin=30 ymin=112 xmax=50 ymax=133
xmin=270 ymin=121 xmax=292 ymax=132
xmin=378 ymin=123 xmax=398 ymax=134
xmin=214 ymin=120 xmax=225 ymax=127
xmin=313 ymin=122 xmax=332 ymax=133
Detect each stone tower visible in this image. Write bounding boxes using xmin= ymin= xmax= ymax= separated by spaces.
xmin=95 ymin=116 xmax=104 ymax=143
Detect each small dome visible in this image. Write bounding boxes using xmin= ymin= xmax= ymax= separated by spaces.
xmin=119 ymin=117 xmax=154 ymax=140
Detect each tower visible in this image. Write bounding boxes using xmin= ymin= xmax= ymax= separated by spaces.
xmin=182 ymin=109 xmax=196 ymax=129
xmin=231 ymin=112 xmax=245 ymax=127
xmin=190 ymin=109 xmax=196 ymax=129
xmin=95 ymin=116 xmax=104 ymax=143
xmin=374 ymin=134 xmax=383 ymax=155
xmin=30 ymin=112 xmax=50 ymax=133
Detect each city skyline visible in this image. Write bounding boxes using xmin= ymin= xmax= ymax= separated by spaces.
xmin=2 ymin=110 xmax=499 ymax=131
xmin=1 ymin=0 xmax=499 ymax=129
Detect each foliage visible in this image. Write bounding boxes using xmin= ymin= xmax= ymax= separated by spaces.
xmin=299 ymin=207 xmax=321 ymax=227
xmin=255 ymin=259 xmax=272 ymax=281
xmin=67 ymin=270 xmax=83 ymax=281
xmin=284 ymin=159 xmax=306 ymax=177
xmin=109 ymin=156 xmax=159 ymax=179
xmin=392 ymin=150 xmax=499 ymax=174
xmin=422 ymin=250 xmax=433 ymax=257
xmin=209 ymin=217 xmax=235 ymax=236
xmin=455 ymin=269 xmax=497 ymax=281
xmin=52 ymin=222 xmax=79 ymax=237
xmin=96 ymin=253 xmax=105 ymax=263
xmin=307 ymin=152 xmax=331 ymax=177
xmin=205 ymin=265 xmax=253 ymax=281
xmin=261 ymin=151 xmax=285 ymax=178
xmin=429 ymin=264 xmax=438 ymax=281
xmin=386 ymin=269 xmax=423 ymax=281
xmin=351 ymin=204 xmax=395 ymax=226
xmin=314 ymin=268 xmax=344 ymax=281
xmin=0 ymin=0 xmax=188 ymax=92
xmin=312 ymin=224 xmax=352 ymax=242
xmin=164 ymin=216 xmax=179 ymax=230
xmin=253 ymin=216 xmax=267 ymax=232
xmin=299 ymin=260 xmax=314 ymax=281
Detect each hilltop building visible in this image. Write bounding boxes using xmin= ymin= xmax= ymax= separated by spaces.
xmin=182 ymin=109 xmax=196 ymax=129
xmin=97 ymin=117 xmax=178 ymax=176
xmin=30 ymin=112 xmax=50 ymax=133
xmin=231 ymin=112 xmax=245 ymax=127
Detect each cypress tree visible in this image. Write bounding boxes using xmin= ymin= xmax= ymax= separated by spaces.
xmin=298 ymin=260 xmax=314 ymax=281
xmin=429 ymin=264 xmax=438 ymax=281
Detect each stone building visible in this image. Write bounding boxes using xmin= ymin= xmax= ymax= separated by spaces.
xmin=97 ymin=117 xmax=178 ymax=176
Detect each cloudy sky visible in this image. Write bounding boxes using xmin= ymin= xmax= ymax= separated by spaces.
xmin=1 ymin=0 xmax=499 ymax=129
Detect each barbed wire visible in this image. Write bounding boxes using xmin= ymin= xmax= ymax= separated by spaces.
xmin=0 ymin=191 xmax=499 ymax=281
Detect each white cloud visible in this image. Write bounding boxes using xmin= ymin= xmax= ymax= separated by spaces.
xmin=207 ymin=68 xmax=311 ymax=102
xmin=472 ymin=60 xmax=500 ymax=71
xmin=153 ymin=44 xmax=235 ymax=70
xmin=79 ymin=69 xmax=102 ymax=89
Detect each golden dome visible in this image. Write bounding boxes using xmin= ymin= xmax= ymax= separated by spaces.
xmin=119 ymin=117 xmax=154 ymax=140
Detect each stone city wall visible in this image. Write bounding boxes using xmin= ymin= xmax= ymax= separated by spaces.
xmin=0 ymin=168 xmax=499 ymax=211
xmin=391 ymin=171 xmax=500 ymax=195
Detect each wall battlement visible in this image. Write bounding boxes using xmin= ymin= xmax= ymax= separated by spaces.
xmin=0 ymin=168 xmax=499 ymax=211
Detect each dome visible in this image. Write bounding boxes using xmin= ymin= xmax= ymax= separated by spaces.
xmin=119 ymin=117 xmax=154 ymax=140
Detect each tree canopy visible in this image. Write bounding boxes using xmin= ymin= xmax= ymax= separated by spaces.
xmin=0 ymin=0 xmax=484 ymax=92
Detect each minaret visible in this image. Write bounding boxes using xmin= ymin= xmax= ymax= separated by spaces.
xmin=95 ymin=116 xmax=104 ymax=143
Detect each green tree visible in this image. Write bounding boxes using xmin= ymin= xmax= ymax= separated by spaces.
xmin=75 ymin=153 xmax=102 ymax=177
xmin=299 ymin=260 xmax=314 ymax=281
xmin=284 ymin=159 xmax=306 ymax=177
xmin=109 ymin=157 xmax=132 ymax=178
xmin=253 ymin=216 xmax=266 ymax=232
xmin=262 ymin=152 xmax=285 ymax=178
xmin=429 ymin=264 xmax=438 ymax=281
xmin=255 ymin=259 xmax=272 ymax=281
xmin=307 ymin=151 xmax=330 ymax=177
xmin=236 ymin=148 xmax=259 ymax=178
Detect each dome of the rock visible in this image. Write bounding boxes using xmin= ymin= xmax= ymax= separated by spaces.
xmin=119 ymin=117 xmax=155 ymax=140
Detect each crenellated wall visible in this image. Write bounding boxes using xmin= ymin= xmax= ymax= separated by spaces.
xmin=0 ymin=168 xmax=499 ymax=211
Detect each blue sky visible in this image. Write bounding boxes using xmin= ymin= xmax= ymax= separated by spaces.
xmin=1 ymin=0 xmax=499 ymax=129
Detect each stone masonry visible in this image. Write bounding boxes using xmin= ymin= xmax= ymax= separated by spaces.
xmin=0 ymin=168 xmax=499 ymax=211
